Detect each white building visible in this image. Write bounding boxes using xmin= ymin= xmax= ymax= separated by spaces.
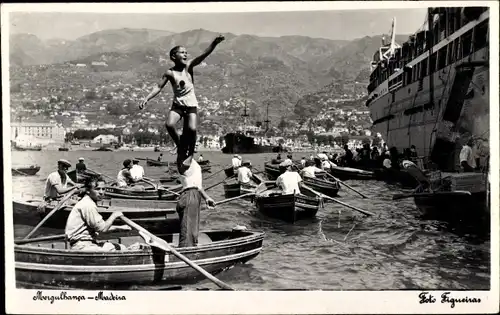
xmin=10 ymin=122 xmax=66 ymax=142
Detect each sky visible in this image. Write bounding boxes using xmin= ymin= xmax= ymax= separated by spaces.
xmin=9 ymin=8 xmax=428 ymax=41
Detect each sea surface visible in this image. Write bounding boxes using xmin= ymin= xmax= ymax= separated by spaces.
xmin=9 ymin=150 xmax=491 ymax=290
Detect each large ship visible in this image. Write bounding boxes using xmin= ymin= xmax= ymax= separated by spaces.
xmin=366 ymin=7 xmax=489 ymax=171
xmin=221 ymin=103 xmax=286 ymax=154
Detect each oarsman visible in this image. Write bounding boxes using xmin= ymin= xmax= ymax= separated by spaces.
xmin=176 ymin=155 xmax=216 ymax=247
xmin=43 ymin=159 xmax=79 ymax=202
xmin=237 ymin=160 xmax=254 ymax=186
xmin=231 ymin=154 xmax=241 ymax=169
xmin=300 ymin=160 xmax=323 ymax=178
xmin=76 ymin=157 xmax=87 ymax=174
xmin=117 ymin=159 xmax=142 ymax=188
xmin=130 ymin=159 xmax=145 ymax=181
xmin=65 ymin=177 xmax=132 ymax=251
xmin=300 ymin=157 xmax=307 ymax=167
xmin=158 ymin=153 xmax=163 ymax=162
xmin=198 ymin=154 xmax=204 ymax=162
xmin=276 ymin=160 xmax=303 ymax=195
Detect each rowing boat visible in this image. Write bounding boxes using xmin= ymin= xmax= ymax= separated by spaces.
xmin=67 ymin=169 xmax=104 ymax=183
xmin=329 ymin=165 xmax=376 ymax=181
xmin=147 ymin=159 xmax=169 ymax=167
xmin=302 ymin=176 xmax=340 ymax=197
xmin=224 ymin=166 xmax=235 ymax=177
xmin=12 ymin=165 xmax=41 ymax=176
xmin=12 ymin=197 xmax=180 ymax=231
xmin=223 ymin=174 xmax=263 ymax=198
xmin=373 ymin=168 xmax=419 ymax=188
xmin=104 ymin=183 xmax=181 ymax=200
xmin=264 ymin=162 xmax=282 ymax=180
xmin=14 ymin=229 xmax=264 ymax=289
xmin=254 ymin=189 xmax=321 ymax=223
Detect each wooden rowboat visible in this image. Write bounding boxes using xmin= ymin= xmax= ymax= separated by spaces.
xmin=104 ymin=183 xmax=181 ymax=200
xmin=302 ymin=176 xmax=340 ymax=197
xmin=147 ymin=159 xmax=169 ymax=167
xmin=224 ymin=166 xmax=235 ymax=177
xmin=14 ymin=229 xmax=264 ymax=289
xmin=254 ymin=189 xmax=321 ymax=223
xmin=264 ymin=162 xmax=282 ymax=180
xmin=329 ymin=165 xmax=376 ymax=181
xmin=223 ymin=174 xmax=263 ymax=198
xmin=12 ymin=197 xmax=180 ymax=231
xmin=12 ymin=165 xmax=41 ymax=176
xmin=67 ymin=169 xmax=104 ymax=183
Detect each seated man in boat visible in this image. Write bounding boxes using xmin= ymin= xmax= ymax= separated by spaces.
xmin=197 ymin=154 xmax=204 ymax=162
xmin=301 ymin=160 xmax=323 ymax=178
xmin=176 ymin=154 xmax=216 ymax=247
xmin=130 ymin=159 xmax=145 ymax=181
xmin=319 ymin=155 xmax=332 ymax=171
xmin=237 ymin=160 xmax=256 ymax=187
xmin=117 ymin=159 xmax=143 ymax=189
xmin=65 ymin=178 xmax=132 ymax=251
xmin=75 ymin=157 xmax=87 ymax=174
xmin=43 ymin=159 xmax=79 ymax=202
xmin=158 ymin=153 xmax=163 ymax=162
xmin=276 ymin=161 xmax=302 ymax=195
xmin=231 ymin=154 xmax=241 ymax=169
xmin=342 ymin=145 xmax=354 ymax=167
xmin=459 ymin=139 xmax=476 ymax=172
xmin=300 ymin=157 xmax=306 ymax=167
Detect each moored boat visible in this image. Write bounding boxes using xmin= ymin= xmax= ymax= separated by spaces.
xmin=14 ymin=229 xmax=265 ymax=289
xmin=147 ymin=159 xmax=169 ymax=167
xmin=12 ymin=165 xmax=41 ymax=176
xmin=254 ymin=189 xmax=321 ymax=223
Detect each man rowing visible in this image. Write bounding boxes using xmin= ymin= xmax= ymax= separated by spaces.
xmin=231 ymin=154 xmax=241 ymax=169
xmin=65 ymin=178 xmax=132 ymax=251
xmin=276 ymin=160 xmax=302 ymax=195
xmin=43 ymin=159 xmax=79 ymax=202
xmin=301 ymin=160 xmax=323 ymax=178
xmin=130 ymin=158 xmax=145 ymax=181
xmin=237 ymin=160 xmax=256 ymax=187
xmin=117 ymin=159 xmax=143 ymax=189
xmin=176 ymin=154 xmax=216 ymax=247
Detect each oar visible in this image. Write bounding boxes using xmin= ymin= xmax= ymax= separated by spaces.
xmin=204 ymin=175 xmax=235 ymax=191
xmin=158 ymin=186 xmax=180 ymax=196
xmin=88 ymin=169 xmax=115 ymax=182
xmin=119 ymin=215 xmax=234 ymax=290
xmin=15 ymin=234 xmax=66 ymax=245
xmin=301 ymin=184 xmax=374 ymax=217
xmin=23 ymin=189 xmax=78 ymax=240
xmin=203 ymin=167 xmax=226 ymax=181
xmin=324 ymin=172 xmax=369 ymax=199
xmin=392 ymin=190 xmax=472 ymax=201
xmin=214 ymin=192 xmax=256 ymax=206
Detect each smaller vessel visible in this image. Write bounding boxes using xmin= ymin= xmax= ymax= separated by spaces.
xmin=223 ymin=174 xmax=263 ymax=198
xmin=12 ymin=165 xmax=41 ymax=176
xmin=302 ymin=176 xmax=340 ymax=197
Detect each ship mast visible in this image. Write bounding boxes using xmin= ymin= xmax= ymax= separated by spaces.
xmin=241 ymin=101 xmax=249 ymax=135
xmin=263 ymin=102 xmax=270 ymax=136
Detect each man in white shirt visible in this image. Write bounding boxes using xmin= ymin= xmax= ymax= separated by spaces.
xmin=65 ymin=178 xmax=131 ymax=251
xmin=130 ymin=159 xmax=145 ymax=180
xmin=237 ymin=161 xmax=254 ymax=185
xmin=276 ymin=162 xmax=303 ymax=195
xmin=44 ymin=159 xmax=79 ymax=201
xmin=177 ymin=155 xmax=215 ymax=247
xmin=231 ymin=154 xmax=241 ymax=169
xmin=198 ymin=154 xmax=204 ymax=162
xmin=459 ymin=139 xmax=475 ymax=172
xmin=301 ymin=160 xmax=323 ymax=178
xmin=300 ymin=157 xmax=306 ymax=167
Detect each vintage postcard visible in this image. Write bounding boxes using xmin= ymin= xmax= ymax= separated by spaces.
xmin=3 ymin=1 xmax=499 ymax=314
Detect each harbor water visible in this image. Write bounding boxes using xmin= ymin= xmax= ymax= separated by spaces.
xmin=9 ymin=150 xmax=491 ymax=290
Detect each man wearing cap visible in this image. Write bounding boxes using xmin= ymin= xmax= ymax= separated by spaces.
xmin=117 ymin=159 xmax=142 ymax=188
xmin=276 ymin=160 xmax=302 ymax=195
xmin=43 ymin=159 xmax=79 ymax=202
xmin=231 ymin=154 xmax=241 ymax=169
xmin=130 ymin=159 xmax=145 ymax=181
xmin=237 ymin=160 xmax=255 ymax=186
xmin=176 ymin=155 xmax=216 ymax=247
xmin=76 ymin=158 xmax=87 ymax=174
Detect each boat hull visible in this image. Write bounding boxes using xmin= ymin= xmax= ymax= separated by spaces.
xmin=255 ymin=192 xmax=320 ymax=223
xmin=104 ymin=185 xmax=181 ymax=200
xmin=302 ymin=176 xmax=340 ymax=197
xmin=12 ymin=166 xmax=41 ymax=176
xmin=15 ymin=230 xmax=264 ymax=289
xmin=264 ymin=163 xmax=282 ymax=180
xmin=329 ymin=166 xmax=376 ymax=181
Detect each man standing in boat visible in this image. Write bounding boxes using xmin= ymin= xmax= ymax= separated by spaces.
xmin=276 ymin=160 xmax=302 ymax=195
xmin=459 ymin=139 xmax=476 ymax=172
xmin=65 ymin=178 xmax=132 ymax=251
xmin=176 ymin=155 xmax=216 ymax=247
xmin=43 ymin=159 xmax=79 ymax=202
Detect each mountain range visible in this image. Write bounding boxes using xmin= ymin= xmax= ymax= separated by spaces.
xmin=10 ymin=28 xmax=411 ymax=123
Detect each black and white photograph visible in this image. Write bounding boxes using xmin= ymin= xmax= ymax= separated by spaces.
xmin=3 ymin=1 xmax=498 ymax=314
